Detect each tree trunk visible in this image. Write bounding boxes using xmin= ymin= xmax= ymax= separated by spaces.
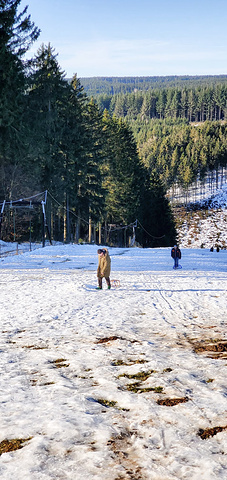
xmin=75 ymin=209 xmax=81 ymax=243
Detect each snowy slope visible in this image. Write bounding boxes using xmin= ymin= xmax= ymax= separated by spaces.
xmin=0 ymin=244 xmax=227 ymax=480
xmin=176 ymin=184 xmax=227 ymax=249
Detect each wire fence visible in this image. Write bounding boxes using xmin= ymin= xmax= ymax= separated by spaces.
xmin=0 ymin=242 xmax=50 ymax=258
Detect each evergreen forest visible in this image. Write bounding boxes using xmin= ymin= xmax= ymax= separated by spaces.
xmin=1 ymin=1 xmax=227 ymax=248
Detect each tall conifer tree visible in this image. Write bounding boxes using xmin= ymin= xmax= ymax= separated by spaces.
xmin=0 ymin=0 xmax=39 ymax=198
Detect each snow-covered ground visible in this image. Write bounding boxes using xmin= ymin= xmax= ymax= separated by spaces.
xmin=0 ymin=243 xmax=227 ymax=479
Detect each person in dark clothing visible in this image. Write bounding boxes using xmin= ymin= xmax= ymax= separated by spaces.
xmin=171 ymin=245 xmax=181 ymax=269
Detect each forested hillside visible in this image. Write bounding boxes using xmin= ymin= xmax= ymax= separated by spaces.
xmin=81 ymin=75 xmax=227 ymax=96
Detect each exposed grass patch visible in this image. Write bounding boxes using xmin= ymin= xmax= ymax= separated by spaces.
xmin=157 ymin=397 xmax=189 ymax=406
xmin=49 ymin=358 xmax=69 ymax=368
xmin=112 ymin=358 xmax=148 ymax=366
xmin=198 ymin=425 xmax=227 ymax=439
xmin=192 ymin=339 xmax=227 ymax=358
xmin=162 ymin=367 xmax=173 ymax=373
xmin=96 ymin=398 xmax=118 ymax=408
xmin=0 ymin=437 xmax=32 ymax=455
xmin=125 ymin=382 xmax=164 ymax=394
xmin=31 ymin=380 xmax=54 ymax=386
xmin=95 ymin=398 xmax=129 ymax=411
xmin=118 ymin=370 xmax=156 ymax=381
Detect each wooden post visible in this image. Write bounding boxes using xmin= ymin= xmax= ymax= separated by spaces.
xmin=98 ymin=222 xmax=102 ymax=245
xmin=88 ymin=216 xmax=92 ymax=243
xmin=93 ymin=224 xmax=96 ymax=244
xmin=104 ymin=221 xmax=107 ymax=244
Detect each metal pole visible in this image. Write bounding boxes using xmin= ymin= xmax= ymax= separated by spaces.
xmin=29 ymin=216 xmax=32 ymax=251
xmin=13 ymin=209 xmax=16 ymax=242
xmin=41 ymin=201 xmax=45 ymax=247
xmin=0 ymin=200 xmax=6 ymax=240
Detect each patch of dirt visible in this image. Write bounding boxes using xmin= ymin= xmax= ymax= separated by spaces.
xmin=198 ymin=425 xmax=227 ymax=439
xmin=0 ymin=438 xmax=32 ymax=455
xmin=157 ymin=397 xmax=189 ymax=406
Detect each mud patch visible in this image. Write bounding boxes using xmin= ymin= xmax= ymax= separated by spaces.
xmin=107 ymin=430 xmax=144 ymax=480
xmin=198 ymin=425 xmax=227 ymax=439
xmin=96 ymin=336 xmax=122 ymax=344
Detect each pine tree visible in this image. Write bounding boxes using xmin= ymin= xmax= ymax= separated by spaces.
xmin=102 ymin=113 xmax=144 ymax=225
xmin=77 ymin=97 xmax=106 ymax=230
xmin=25 ymin=43 xmax=69 ymax=195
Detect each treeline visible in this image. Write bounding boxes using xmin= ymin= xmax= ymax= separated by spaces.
xmin=95 ymin=84 xmax=227 ymax=122
xmin=0 ymin=0 xmax=176 ymax=247
xmin=80 ymin=75 xmax=227 ymax=96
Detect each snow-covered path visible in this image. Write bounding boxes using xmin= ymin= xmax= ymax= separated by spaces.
xmin=0 ymin=245 xmax=226 ymax=479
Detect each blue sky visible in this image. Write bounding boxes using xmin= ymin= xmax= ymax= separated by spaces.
xmin=20 ymin=0 xmax=227 ymax=78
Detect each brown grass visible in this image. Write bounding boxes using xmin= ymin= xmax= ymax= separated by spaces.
xmin=192 ymin=339 xmax=227 ymax=358
xmin=157 ymin=397 xmax=189 ymax=406
xmin=0 ymin=437 xmax=32 ymax=455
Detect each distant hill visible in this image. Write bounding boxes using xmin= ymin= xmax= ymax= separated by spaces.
xmin=79 ymin=75 xmax=227 ymax=97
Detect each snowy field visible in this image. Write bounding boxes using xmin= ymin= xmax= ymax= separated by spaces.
xmin=0 ymin=243 xmax=227 ymax=480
